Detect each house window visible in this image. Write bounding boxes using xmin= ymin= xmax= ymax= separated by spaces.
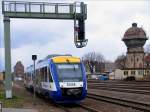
xmin=138 ymin=70 xmax=143 ymax=75
xmin=131 ymin=71 xmax=135 ymax=75
xmin=146 ymin=71 xmax=149 ymax=75
xmin=124 ymin=71 xmax=128 ymax=75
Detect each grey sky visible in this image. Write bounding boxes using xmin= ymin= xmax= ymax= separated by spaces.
xmin=0 ymin=0 xmax=150 ymax=71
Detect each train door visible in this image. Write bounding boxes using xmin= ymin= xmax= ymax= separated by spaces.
xmin=47 ymin=66 xmax=53 ymax=83
xmin=47 ymin=66 xmax=55 ymax=91
xmin=36 ymin=69 xmax=42 ymax=93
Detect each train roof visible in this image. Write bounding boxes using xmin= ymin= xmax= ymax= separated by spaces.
xmin=26 ymin=54 xmax=81 ymax=71
xmin=45 ymin=54 xmax=72 ymax=60
xmin=52 ymin=56 xmax=80 ymax=63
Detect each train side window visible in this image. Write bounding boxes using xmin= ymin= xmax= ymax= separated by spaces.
xmin=40 ymin=68 xmax=44 ymax=82
xmin=48 ymin=67 xmax=53 ymax=82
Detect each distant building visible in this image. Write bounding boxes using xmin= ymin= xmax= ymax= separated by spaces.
xmin=104 ymin=62 xmax=116 ymax=73
xmin=109 ymin=69 xmax=124 ymax=80
xmin=0 ymin=72 xmax=4 ymax=81
xmin=14 ymin=61 xmax=24 ymax=80
xmin=120 ymin=23 xmax=149 ymax=80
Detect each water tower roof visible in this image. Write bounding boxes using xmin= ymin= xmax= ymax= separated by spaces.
xmin=123 ymin=23 xmax=147 ymax=40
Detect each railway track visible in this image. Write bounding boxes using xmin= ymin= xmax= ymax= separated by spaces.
xmin=88 ymin=85 xmax=150 ymax=90
xmin=56 ymin=103 xmax=100 ymax=112
xmin=88 ymin=83 xmax=150 ymax=87
xmin=26 ymin=87 xmax=99 ymax=112
xmin=88 ymin=86 xmax=150 ymax=95
xmin=77 ymin=104 xmax=100 ymax=112
xmin=87 ymin=93 xmax=150 ymax=112
xmin=16 ymin=82 xmax=97 ymax=112
xmin=88 ymin=80 xmax=150 ymax=95
xmin=88 ymin=79 xmax=150 ymax=83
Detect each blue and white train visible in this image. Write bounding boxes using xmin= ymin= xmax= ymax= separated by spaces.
xmin=24 ymin=55 xmax=87 ymax=103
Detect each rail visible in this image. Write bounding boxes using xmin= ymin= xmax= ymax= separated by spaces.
xmin=88 ymin=93 xmax=150 ymax=111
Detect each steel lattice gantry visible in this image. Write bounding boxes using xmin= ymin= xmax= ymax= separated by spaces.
xmin=2 ymin=1 xmax=87 ymax=98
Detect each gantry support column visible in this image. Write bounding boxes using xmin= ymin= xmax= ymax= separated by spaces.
xmin=3 ymin=17 xmax=12 ymax=98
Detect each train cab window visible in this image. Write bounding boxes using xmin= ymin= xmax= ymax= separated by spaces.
xmin=47 ymin=67 xmax=53 ymax=82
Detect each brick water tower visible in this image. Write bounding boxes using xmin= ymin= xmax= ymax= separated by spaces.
xmin=122 ymin=23 xmax=148 ymax=78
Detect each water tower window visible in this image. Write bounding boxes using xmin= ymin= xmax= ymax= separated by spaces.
xmin=138 ymin=70 xmax=143 ymax=75
xmin=124 ymin=71 xmax=128 ymax=75
xmin=131 ymin=71 xmax=135 ymax=75
xmin=146 ymin=71 xmax=149 ymax=75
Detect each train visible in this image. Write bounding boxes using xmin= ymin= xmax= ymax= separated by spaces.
xmin=24 ymin=55 xmax=87 ymax=103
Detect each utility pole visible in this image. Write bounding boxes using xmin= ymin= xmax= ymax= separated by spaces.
xmin=4 ymin=17 xmax=12 ymax=99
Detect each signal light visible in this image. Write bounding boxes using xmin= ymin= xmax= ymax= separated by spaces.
xmin=78 ymin=19 xmax=85 ymax=41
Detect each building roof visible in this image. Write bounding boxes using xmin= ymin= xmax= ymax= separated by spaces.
xmin=123 ymin=23 xmax=147 ymax=40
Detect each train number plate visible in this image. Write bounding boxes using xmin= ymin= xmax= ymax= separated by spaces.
xmin=67 ymin=82 xmax=75 ymax=86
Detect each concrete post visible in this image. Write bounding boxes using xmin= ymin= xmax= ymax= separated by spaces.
xmin=3 ymin=17 xmax=12 ymax=98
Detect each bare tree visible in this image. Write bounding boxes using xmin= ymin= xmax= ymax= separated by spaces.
xmin=115 ymin=54 xmax=126 ymax=69
xmin=82 ymin=52 xmax=105 ymax=74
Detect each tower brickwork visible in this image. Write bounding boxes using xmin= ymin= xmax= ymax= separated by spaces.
xmin=122 ymin=23 xmax=148 ymax=70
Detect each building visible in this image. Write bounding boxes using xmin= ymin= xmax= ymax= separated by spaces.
xmin=109 ymin=69 xmax=124 ymax=80
xmin=121 ymin=23 xmax=149 ymax=80
xmin=14 ymin=61 xmax=24 ymax=80
xmin=0 ymin=72 xmax=4 ymax=81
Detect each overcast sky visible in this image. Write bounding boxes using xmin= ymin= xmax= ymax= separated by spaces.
xmin=0 ymin=0 xmax=150 ymax=71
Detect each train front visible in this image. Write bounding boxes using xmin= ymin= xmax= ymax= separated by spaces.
xmin=50 ymin=56 xmax=87 ymax=103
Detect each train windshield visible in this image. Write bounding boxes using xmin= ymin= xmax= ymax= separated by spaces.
xmin=55 ymin=63 xmax=83 ymax=82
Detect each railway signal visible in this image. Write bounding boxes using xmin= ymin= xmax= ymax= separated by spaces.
xmin=32 ymin=55 xmax=37 ymax=104
xmin=74 ymin=2 xmax=88 ymax=48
